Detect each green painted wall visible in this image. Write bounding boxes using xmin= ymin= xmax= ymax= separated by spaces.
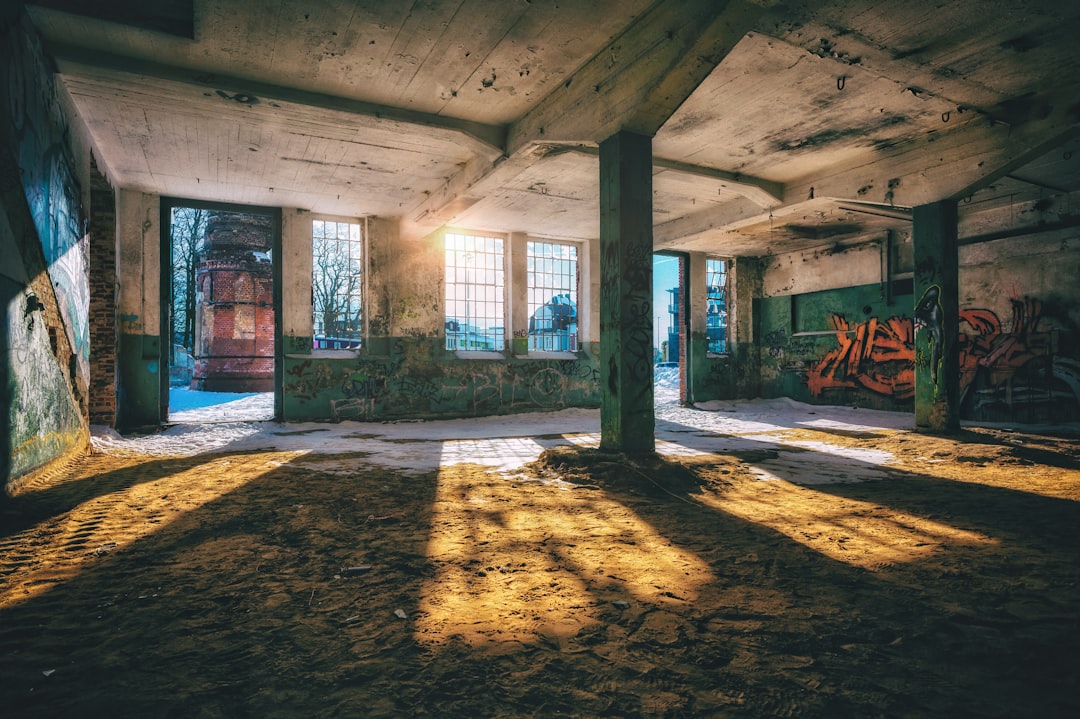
xmin=757 ymin=285 xmax=917 ymax=412
xmin=686 ymin=335 xmax=759 ymax=403
xmin=117 ymin=332 xmax=164 ymax=430
xmin=283 ymin=338 xmax=600 ymax=422
xmin=2 ymin=13 xmax=90 ymax=491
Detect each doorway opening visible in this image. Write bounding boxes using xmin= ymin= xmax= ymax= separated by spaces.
xmin=163 ymin=201 xmax=279 ymax=423
xmin=653 ymin=253 xmax=685 ymax=406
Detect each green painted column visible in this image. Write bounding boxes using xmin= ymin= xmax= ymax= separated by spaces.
xmin=599 ymin=130 xmax=654 ymax=453
xmin=913 ymin=200 xmax=960 ymax=432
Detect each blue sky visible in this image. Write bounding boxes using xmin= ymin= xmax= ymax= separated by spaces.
xmin=653 ymin=255 xmax=679 ymax=351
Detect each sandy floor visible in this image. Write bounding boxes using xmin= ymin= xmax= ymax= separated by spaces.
xmin=1 ymin=400 xmax=1079 ymax=718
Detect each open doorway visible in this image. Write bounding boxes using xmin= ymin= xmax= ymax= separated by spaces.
xmin=163 ymin=201 xmax=278 ymax=423
xmin=653 ymin=253 xmax=684 ymax=406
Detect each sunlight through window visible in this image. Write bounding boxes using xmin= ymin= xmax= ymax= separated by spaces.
xmin=0 ymin=452 xmax=302 ymax=608
xmin=696 ymin=478 xmax=995 ymax=570
xmin=417 ymin=459 xmax=712 ymax=647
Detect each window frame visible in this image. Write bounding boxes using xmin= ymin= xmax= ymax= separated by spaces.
xmin=444 ymin=229 xmax=508 ymax=358
xmin=310 ymin=215 xmax=366 ymax=357
xmin=705 ymin=256 xmax=730 ymax=357
xmin=525 ymin=238 xmax=581 ymax=357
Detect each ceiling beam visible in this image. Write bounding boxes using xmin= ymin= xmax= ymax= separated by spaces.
xmin=401 ymin=145 xmax=557 ymax=240
xmin=550 ymin=146 xmax=783 ymax=207
xmin=46 ymin=41 xmax=507 ymax=159
xmin=403 ymin=140 xmax=784 ymax=240
xmin=654 ymin=196 xmax=764 ymax=247
xmin=785 ymin=97 xmax=1080 ymax=208
xmin=506 ymin=0 xmax=769 ymax=155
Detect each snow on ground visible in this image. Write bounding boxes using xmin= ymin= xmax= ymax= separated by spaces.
xmin=92 ymin=371 xmax=918 ymax=485
xmin=169 ymin=389 xmax=274 ymax=422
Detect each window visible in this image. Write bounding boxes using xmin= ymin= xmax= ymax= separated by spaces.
xmin=445 ymin=231 xmax=505 ymax=352
xmin=312 ymin=219 xmax=363 ymax=350
xmin=706 ymin=258 xmax=728 ymax=354
xmin=527 ymin=240 xmax=578 ymax=352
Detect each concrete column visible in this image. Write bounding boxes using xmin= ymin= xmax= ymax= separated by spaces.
xmin=509 ymin=232 xmax=529 ymax=355
xmin=281 ymin=208 xmax=313 ymax=352
xmin=115 ymin=190 xmax=161 ymax=430
xmin=913 ymin=200 xmax=960 ymax=432
xmin=599 ymin=130 xmax=654 ymax=453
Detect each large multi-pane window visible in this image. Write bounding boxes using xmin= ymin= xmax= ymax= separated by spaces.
xmin=706 ymin=257 xmax=728 ymax=354
xmin=527 ymin=240 xmax=578 ymax=352
xmin=312 ymin=219 xmax=363 ymax=350
xmin=445 ymin=232 xmax=505 ymax=351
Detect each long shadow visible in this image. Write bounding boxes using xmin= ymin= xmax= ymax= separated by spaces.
xmin=515 ymin=443 xmax=1080 ymax=718
xmin=0 ymin=419 xmax=1078 ymax=718
xmin=0 ymin=449 xmax=276 ymax=539
xmin=656 ymin=409 xmax=1080 ymax=546
xmin=0 ymin=452 xmax=442 ymax=718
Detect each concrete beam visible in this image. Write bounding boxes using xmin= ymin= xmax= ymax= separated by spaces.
xmin=558 ymin=144 xmax=782 ymax=206
xmin=47 ymin=42 xmax=507 ymax=159
xmin=654 ymin=196 xmax=764 ymax=248
xmin=785 ymin=100 xmax=1080 ymax=208
xmin=507 ymin=0 xmax=767 ymax=155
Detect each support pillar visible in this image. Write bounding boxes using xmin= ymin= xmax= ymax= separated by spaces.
xmin=913 ymin=200 xmax=960 ymax=432
xmin=599 ymin=130 xmax=654 ymax=453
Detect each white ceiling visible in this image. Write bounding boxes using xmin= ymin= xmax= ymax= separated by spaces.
xmin=26 ymin=0 xmax=1080 ymax=254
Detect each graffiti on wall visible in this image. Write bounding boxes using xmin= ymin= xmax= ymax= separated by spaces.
xmin=804 ymin=314 xmax=915 ymax=399
xmin=914 ymin=285 xmax=944 ymax=385
xmin=803 ymin=295 xmax=1079 ymax=418
xmin=2 ymin=18 xmax=89 ymax=374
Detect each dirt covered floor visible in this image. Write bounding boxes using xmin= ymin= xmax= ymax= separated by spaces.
xmin=2 ymin=408 xmax=1080 ymax=718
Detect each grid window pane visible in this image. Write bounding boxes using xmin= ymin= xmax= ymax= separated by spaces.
xmin=526 ymin=241 xmax=578 ymax=352
xmin=313 ymin=220 xmax=363 ymax=350
xmin=706 ymin=258 xmax=728 ymax=354
xmin=445 ymin=232 xmax=505 ymax=351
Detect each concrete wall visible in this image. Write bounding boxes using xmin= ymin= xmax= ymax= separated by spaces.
xmin=752 ymin=226 xmax=1080 ymax=423
xmin=282 ymin=218 xmax=600 ymax=421
xmin=115 ymin=190 xmax=162 ymax=430
xmin=685 ymin=254 xmax=761 ymax=403
xmin=1 ymin=12 xmax=91 ymax=490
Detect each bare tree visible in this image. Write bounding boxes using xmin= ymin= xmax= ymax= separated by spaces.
xmin=312 ymin=221 xmax=362 ymax=344
xmin=170 ymin=207 xmax=207 ymax=359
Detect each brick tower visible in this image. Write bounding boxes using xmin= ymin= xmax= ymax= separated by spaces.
xmin=191 ymin=212 xmax=274 ymax=392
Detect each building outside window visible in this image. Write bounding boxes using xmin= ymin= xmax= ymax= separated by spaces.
xmin=312 ymin=219 xmax=363 ymax=350
xmin=527 ymin=240 xmax=578 ymax=352
xmin=445 ymin=231 xmax=505 ymax=351
xmin=706 ymin=257 xmax=728 ymax=354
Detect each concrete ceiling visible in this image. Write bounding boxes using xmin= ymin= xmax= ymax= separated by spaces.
xmin=25 ymin=0 xmax=1080 ymax=255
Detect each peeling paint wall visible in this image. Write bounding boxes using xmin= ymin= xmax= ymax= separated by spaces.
xmin=687 ymin=255 xmax=761 ymax=402
xmin=1 ymin=13 xmax=90 ymax=489
xmin=115 ymin=190 xmax=161 ymax=430
xmin=283 ymin=217 xmax=599 ymax=421
xmin=755 ymin=227 xmax=1080 ymax=423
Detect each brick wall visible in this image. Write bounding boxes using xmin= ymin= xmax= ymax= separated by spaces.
xmin=87 ymin=156 xmax=117 ymax=425
xmin=191 ymin=212 xmax=275 ymax=392
xmin=678 ymin=256 xmax=687 ymax=404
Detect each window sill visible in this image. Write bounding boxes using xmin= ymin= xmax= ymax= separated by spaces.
xmin=453 ymin=350 xmax=506 ymax=360
xmin=706 ymin=353 xmax=730 ymax=359
xmin=518 ymin=350 xmax=579 ymax=360
xmin=288 ymin=349 xmax=363 ymax=360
